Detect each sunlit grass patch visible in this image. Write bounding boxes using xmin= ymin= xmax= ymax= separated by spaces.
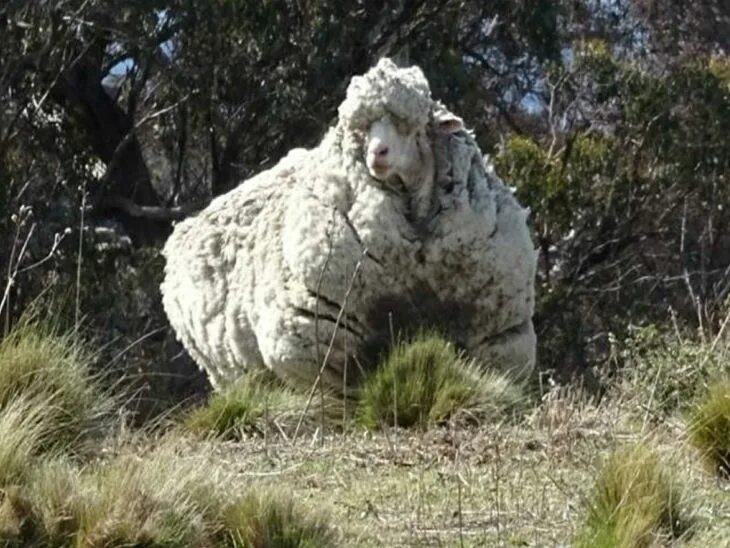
xmin=687 ymin=379 xmax=730 ymax=478
xmin=182 ymin=368 xmax=338 ymax=439
xmin=223 ymin=492 xmax=335 ymax=548
xmin=0 ymin=438 xmax=337 ymax=547
xmin=77 ymin=440 xmax=232 ymax=546
xmin=0 ymin=442 xmax=221 ymax=546
xmin=0 ymin=458 xmax=84 ymax=546
xmin=0 ymin=396 xmax=57 ymax=488
xmin=575 ymin=443 xmax=689 ymax=548
xmin=0 ymin=319 xmax=114 ymax=452
xmin=356 ymin=331 xmax=525 ymax=430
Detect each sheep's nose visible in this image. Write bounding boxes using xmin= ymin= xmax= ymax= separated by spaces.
xmin=374 ymin=144 xmax=389 ymax=157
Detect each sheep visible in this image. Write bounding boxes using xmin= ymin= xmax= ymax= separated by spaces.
xmin=161 ymin=58 xmax=537 ymax=391
xmin=424 ymin=105 xmax=537 ymax=379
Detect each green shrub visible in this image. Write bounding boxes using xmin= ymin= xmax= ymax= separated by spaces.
xmin=223 ymin=492 xmax=335 ymax=548
xmin=687 ymin=379 xmax=730 ymax=478
xmin=575 ymin=443 xmax=688 ymax=548
xmin=0 ymin=319 xmax=114 ymax=452
xmin=356 ymin=331 xmax=524 ymax=430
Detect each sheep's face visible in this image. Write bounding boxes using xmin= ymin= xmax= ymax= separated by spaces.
xmin=365 ymin=115 xmax=427 ymax=184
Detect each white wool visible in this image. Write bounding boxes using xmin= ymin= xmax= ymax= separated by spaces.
xmin=161 ymin=58 xmax=537 ymax=390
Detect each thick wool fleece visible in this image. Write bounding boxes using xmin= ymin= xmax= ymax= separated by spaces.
xmin=161 ymin=58 xmax=537 ymax=390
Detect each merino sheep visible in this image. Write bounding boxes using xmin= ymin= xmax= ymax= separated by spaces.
xmin=161 ymin=58 xmax=537 ymax=391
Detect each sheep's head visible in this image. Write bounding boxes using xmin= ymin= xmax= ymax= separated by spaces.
xmin=338 ymin=59 xmax=466 ymax=222
xmin=340 ymin=60 xmax=465 ymax=184
xmin=365 ymin=114 xmax=429 ymax=183
xmin=365 ymin=107 xmax=465 ymax=177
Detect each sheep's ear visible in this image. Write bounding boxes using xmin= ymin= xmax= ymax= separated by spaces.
xmin=436 ymin=113 xmax=464 ymax=134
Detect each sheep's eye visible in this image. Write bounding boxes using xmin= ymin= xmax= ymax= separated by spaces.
xmin=389 ymin=114 xmax=412 ymax=135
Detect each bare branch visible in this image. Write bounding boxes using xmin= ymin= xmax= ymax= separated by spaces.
xmin=101 ymin=195 xmax=209 ymax=221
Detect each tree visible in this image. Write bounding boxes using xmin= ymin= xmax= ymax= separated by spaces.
xmin=0 ymin=0 xmax=564 ymax=407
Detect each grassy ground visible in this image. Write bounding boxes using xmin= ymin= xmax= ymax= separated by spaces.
xmin=176 ymin=392 xmax=730 ymax=546
xmin=1 ymin=325 xmax=730 ymax=546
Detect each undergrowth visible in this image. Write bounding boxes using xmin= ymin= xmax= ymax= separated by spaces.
xmin=617 ymin=325 xmax=728 ymax=417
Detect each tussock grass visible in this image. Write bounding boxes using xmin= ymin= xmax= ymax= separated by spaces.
xmin=6 ymin=313 xmax=730 ymax=545
xmin=687 ymin=379 xmax=730 ymax=478
xmin=182 ymin=368 xmax=336 ymax=439
xmin=0 ymin=440 xmax=337 ymax=547
xmin=0 ymin=458 xmax=83 ymax=545
xmin=77 ymin=442 xmax=224 ymax=546
xmin=224 ymin=492 xmax=335 ymax=548
xmin=575 ymin=443 xmax=688 ymax=548
xmin=21 ymin=458 xmax=84 ymax=545
xmin=356 ymin=331 xmax=525 ymax=430
xmin=0 ymin=319 xmax=114 ymax=452
xmin=0 ymin=396 xmax=54 ymax=487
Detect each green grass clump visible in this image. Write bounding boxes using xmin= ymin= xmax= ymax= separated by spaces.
xmin=356 ymin=331 xmax=524 ymax=430
xmin=687 ymin=379 xmax=730 ymax=478
xmin=224 ymin=492 xmax=335 ymax=548
xmin=575 ymin=443 xmax=688 ymax=548
xmin=0 ymin=319 xmax=114 ymax=452
xmin=183 ymin=369 xmax=317 ymax=439
xmin=0 ymin=396 xmax=54 ymax=488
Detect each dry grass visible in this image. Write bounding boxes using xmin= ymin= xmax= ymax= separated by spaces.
xmin=0 ymin=439 xmax=337 ymax=547
xmin=2 ymin=323 xmax=730 ymax=546
xmin=0 ymin=319 xmax=115 ymax=453
xmin=0 ymin=396 xmax=55 ymax=488
xmin=75 ymin=442 xmax=225 ymax=546
xmin=223 ymin=492 xmax=335 ymax=547
xmin=179 ymin=386 xmax=729 ymax=546
xmin=2 ymin=381 xmax=730 ymax=546
xmin=574 ymin=443 xmax=688 ymax=547
xmin=687 ymin=379 xmax=730 ymax=478
xmin=0 ymin=322 xmax=336 ymax=547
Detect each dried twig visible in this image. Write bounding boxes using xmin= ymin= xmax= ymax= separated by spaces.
xmin=292 ymin=250 xmax=366 ymax=444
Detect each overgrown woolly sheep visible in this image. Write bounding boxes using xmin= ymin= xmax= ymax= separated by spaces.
xmin=161 ymin=58 xmax=536 ymax=391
